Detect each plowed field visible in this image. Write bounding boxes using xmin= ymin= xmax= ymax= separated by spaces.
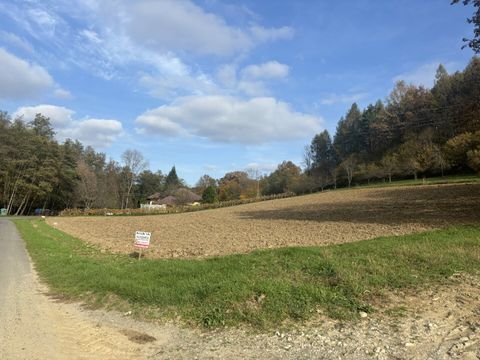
xmin=48 ymin=183 xmax=480 ymax=259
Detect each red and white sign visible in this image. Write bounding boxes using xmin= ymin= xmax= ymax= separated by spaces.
xmin=134 ymin=231 xmax=151 ymax=248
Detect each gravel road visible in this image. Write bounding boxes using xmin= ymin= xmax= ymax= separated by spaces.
xmin=0 ymin=219 xmax=159 ymax=359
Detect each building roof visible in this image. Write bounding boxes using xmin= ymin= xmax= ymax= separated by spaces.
xmin=157 ymin=195 xmax=177 ymax=205
xmin=146 ymin=192 xmax=162 ymax=201
xmin=148 ymin=188 xmax=202 ymax=205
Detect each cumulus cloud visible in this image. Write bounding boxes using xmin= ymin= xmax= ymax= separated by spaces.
xmin=216 ymin=61 xmax=289 ymax=96
xmin=13 ymin=104 xmax=123 ymax=147
xmin=14 ymin=105 xmax=74 ymax=128
xmin=135 ymin=96 xmax=322 ymax=144
xmin=0 ymin=48 xmax=54 ymax=99
xmin=67 ymin=119 xmax=123 ymax=147
xmin=242 ymin=61 xmax=289 ymax=79
xmin=237 ymin=80 xmax=267 ymax=97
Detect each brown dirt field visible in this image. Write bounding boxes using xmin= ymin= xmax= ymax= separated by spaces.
xmin=48 ymin=183 xmax=480 ymax=259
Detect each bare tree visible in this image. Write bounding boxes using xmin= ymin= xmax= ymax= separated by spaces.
xmin=246 ymin=167 xmax=261 ymax=198
xmin=121 ymin=149 xmax=148 ymax=209
xmin=340 ymin=155 xmax=357 ymax=187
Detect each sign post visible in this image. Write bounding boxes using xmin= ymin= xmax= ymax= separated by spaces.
xmin=134 ymin=231 xmax=151 ymax=260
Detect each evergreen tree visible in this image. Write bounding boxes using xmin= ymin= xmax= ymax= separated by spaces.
xmin=165 ymin=166 xmax=182 ymax=191
xmin=310 ymin=130 xmax=336 ymax=189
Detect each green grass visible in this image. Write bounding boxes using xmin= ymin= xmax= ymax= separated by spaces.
xmin=15 ymin=220 xmax=480 ymax=328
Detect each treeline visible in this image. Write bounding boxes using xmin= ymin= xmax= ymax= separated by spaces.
xmin=303 ymin=57 xmax=480 ymax=189
xmin=0 ymin=113 xmax=188 ymax=215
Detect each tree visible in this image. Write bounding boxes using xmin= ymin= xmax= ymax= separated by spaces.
xmin=340 ymin=155 xmax=357 ymax=187
xmin=29 ymin=113 xmax=55 ymax=139
xmin=75 ymin=160 xmax=97 ymax=209
xmin=445 ymin=131 xmax=479 ymax=167
xmin=380 ymin=153 xmax=399 ymax=183
xmin=452 ymin=0 xmax=480 ymax=53
xmin=202 ymin=185 xmax=218 ymax=203
xmin=196 ymin=174 xmax=217 ymax=192
xmin=262 ymin=161 xmax=302 ymax=195
xmin=246 ymin=168 xmax=261 ymax=198
xmin=136 ymin=170 xmax=164 ymax=204
xmin=165 ymin=166 xmax=182 ymax=192
xmin=467 ymin=147 xmax=480 ymax=172
xmin=334 ymin=103 xmax=363 ymax=160
xmin=310 ymin=130 xmax=336 ymax=190
xmin=218 ymin=171 xmax=252 ymax=200
xmin=121 ymin=149 xmax=148 ymax=209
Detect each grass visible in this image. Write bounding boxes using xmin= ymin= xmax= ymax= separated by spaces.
xmin=15 ymin=220 xmax=480 ymax=329
xmin=354 ymin=174 xmax=480 ymax=189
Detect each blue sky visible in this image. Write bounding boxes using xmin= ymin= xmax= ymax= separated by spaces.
xmin=0 ymin=0 xmax=476 ymax=185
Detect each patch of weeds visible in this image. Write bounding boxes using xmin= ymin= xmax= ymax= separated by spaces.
xmin=201 ymin=307 xmax=226 ymax=328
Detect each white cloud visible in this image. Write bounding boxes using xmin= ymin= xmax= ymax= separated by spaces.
xmin=14 ymin=104 xmax=74 ymax=128
xmin=242 ymin=61 xmax=289 ymax=79
xmin=126 ymin=0 xmax=251 ymax=56
xmin=80 ymin=29 xmax=102 ymax=44
xmin=320 ymin=92 xmax=368 ymax=106
xmin=0 ymin=48 xmax=54 ymax=99
xmin=53 ymin=88 xmax=73 ymax=99
xmin=69 ymin=119 xmax=123 ymax=147
xmin=249 ymin=25 xmax=294 ymax=43
xmin=217 ymin=64 xmax=237 ymax=88
xmin=139 ymin=72 xmax=217 ymax=99
xmin=1 ymin=1 xmax=294 ymax=99
xmin=237 ymin=80 xmax=267 ymax=96
xmin=27 ymin=8 xmax=57 ymax=34
xmin=117 ymin=1 xmax=293 ymax=57
xmin=13 ymin=104 xmax=123 ymax=147
xmin=216 ymin=61 xmax=289 ymax=96
xmin=135 ymin=96 xmax=322 ymax=144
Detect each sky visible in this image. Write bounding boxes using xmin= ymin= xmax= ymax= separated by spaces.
xmin=0 ymin=0 xmax=476 ymax=185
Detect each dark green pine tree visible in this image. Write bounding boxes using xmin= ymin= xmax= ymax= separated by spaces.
xmin=165 ymin=166 xmax=181 ymax=190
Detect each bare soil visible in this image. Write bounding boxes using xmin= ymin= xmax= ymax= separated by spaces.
xmin=49 ymin=183 xmax=480 ymax=259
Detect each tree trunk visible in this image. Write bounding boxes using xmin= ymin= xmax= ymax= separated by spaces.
xmin=14 ymin=193 xmax=28 ymax=216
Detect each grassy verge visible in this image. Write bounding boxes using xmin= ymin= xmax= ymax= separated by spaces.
xmin=15 ymin=220 xmax=480 ymax=328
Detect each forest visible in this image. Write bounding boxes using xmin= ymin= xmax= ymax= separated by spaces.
xmin=303 ymin=58 xmax=480 ymax=190
xmin=0 ymin=57 xmax=479 ymax=215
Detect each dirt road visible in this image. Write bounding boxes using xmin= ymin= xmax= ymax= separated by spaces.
xmin=1 ymin=219 xmax=479 ymax=359
xmin=0 ymin=219 xmax=162 ymax=359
